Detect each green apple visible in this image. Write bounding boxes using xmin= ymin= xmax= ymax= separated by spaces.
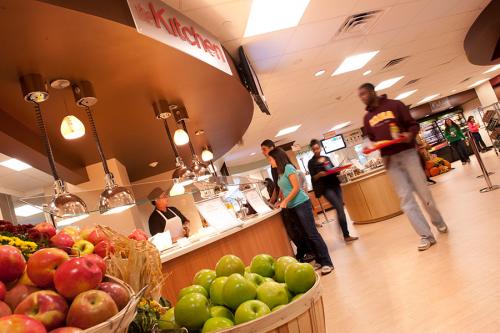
xmin=256 ymin=281 xmax=289 ymax=309
xmin=250 ymin=254 xmax=275 ymax=278
xmin=291 ymin=293 xmax=304 ymax=302
xmin=274 ymin=256 xmax=298 ymax=283
xmin=158 ymin=307 xmax=179 ymax=330
xmin=263 ymin=277 xmax=274 ymax=283
xmin=272 ymin=304 xmax=286 ymax=312
xmin=234 ymin=300 xmax=270 ymax=324
xmin=244 ymin=272 xmax=265 ymax=287
xmin=215 ymin=255 xmax=245 ymax=277
xmin=174 ymin=293 xmax=210 ymax=330
xmin=202 ymin=317 xmax=234 ymax=333
xmin=178 ymin=284 xmax=208 ymax=300
xmin=193 ymin=269 xmax=217 ymax=294
xmin=209 ymin=277 xmax=228 ymax=306
xmin=244 ymin=266 xmax=250 ymax=273
xmin=210 ymin=305 xmax=234 ymax=321
xmin=222 ymin=273 xmax=257 ymax=310
xmin=285 ymin=262 xmax=316 ymax=294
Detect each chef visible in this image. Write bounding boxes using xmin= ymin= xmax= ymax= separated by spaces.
xmin=147 ymin=187 xmax=190 ymax=240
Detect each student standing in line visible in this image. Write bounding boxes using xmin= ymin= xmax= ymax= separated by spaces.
xmin=467 ymin=116 xmax=489 ymax=152
xmin=261 ymin=140 xmax=314 ymax=263
xmin=268 ymin=148 xmax=334 ymax=274
xmin=308 ymin=139 xmax=359 ymax=242
xmin=358 ymin=83 xmax=448 ymax=251
xmin=444 ymin=119 xmax=470 ymax=165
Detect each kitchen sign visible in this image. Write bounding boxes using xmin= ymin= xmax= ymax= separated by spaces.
xmin=127 ymin=0 xmax=232 ymax=76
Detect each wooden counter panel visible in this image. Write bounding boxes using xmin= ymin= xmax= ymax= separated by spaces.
xmin=342 ymin=182 xmax=372 ymax=222
xmin=361 ymin=173 xmax=402 ymax=219
xmin=161 ymin=213 xmax=293 ymax=303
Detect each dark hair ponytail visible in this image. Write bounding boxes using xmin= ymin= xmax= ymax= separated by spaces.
xmin=268 ymin=148 xmax=292 ymax=175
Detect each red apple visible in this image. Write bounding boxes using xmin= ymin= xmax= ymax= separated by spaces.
xmin=0 ymin=314 xmax=47 ymax=333
xmin=79 ymin=227 xmax=95 ymax=241
xmin=84 ymin=254 xmax=106 ymax=275
xmin=4 ymin=284 xmax=39 ymax=311
xmin=18 ymin=269 xmax=36 ymax=287
xmin=49 ymin=328 xmax=82 ymax=333
xmin=54 ymin=257 xmax=102 ymax=299
xmin=0 ymin=245 xmax=26 ymax=283
xmin=66 ymin=290 xmax=118 ymax=329
xmin=33 ymin=222 xmax=56 ymax=239
xmin=15 ymin=290 xmax=68 ymax=330
xmin=128 ymin=229 xmax=148 ymax=241
xmin=87 ymin=230 xmax=108 ymax=245
xmin=0 ymin=300 xmax=12 ymax=317
xmin=0 ymin=281 xmax=6 ymax=301
xmin=98 ymin=282 xmax=129 ymax=310
xmin=50 ymin=233 xmax=74 ymax=251
xmin=27 ymin=248 xmax=69 ymax=288
xmin=93 ymin=240 xmax=115 ymax=258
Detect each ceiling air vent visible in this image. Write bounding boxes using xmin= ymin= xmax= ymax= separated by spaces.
xmin=459 ymin=77 xmax=471 ymax=83
xmin=405 ymin=78 xmax=420 ymax=86
xmin=334 ymin=10 xmax=384 ymax=39
xmin=383 ymin=56 xmax=409 ymax=69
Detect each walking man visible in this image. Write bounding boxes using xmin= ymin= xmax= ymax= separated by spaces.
xmin=358 ymin=83 xmax=448 ymax=251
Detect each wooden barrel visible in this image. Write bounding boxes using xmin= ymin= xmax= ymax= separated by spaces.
xmin=218 ymin=273 xmax=326 ymax=333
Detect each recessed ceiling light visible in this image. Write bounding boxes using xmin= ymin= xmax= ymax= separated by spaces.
xmin=276 ymin=124 xmax=301 ymax=137
xmin=149 ymin=161 xmax=159 ymax=168
xmin=483 ymin=64 xmax=500 ymax=74
xmin=15 ymin=205 xmax=41 ymax=217
xmin=332 ymin=51 xmax=379 ymax=76
xmin=330 ymin=121 xmax=352 ymax=131
xmin=0 ymin=158 xmax=32 ymax=171
xmin=314 ymin=70 xmax=326 ymax=77
xmin=451 ymin=89 xmax=457 ymax=92
xmin=375 ymin=76 xmax=404 ymax=91
xmin=363 ymin=70 xmax=372 ymax=76
xmin=244 ymin=0 xmax=311 ymax=37
xmin=250 ymin=152 xmax=256 ymax=156
xmin=468 ymin=78 xmax=489 ymax=88
xmin=417 ymin=94 xmax=440 ymax=105
xmin=395 ymin=89 xmax=417 ymax=100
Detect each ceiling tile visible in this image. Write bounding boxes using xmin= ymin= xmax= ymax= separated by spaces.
xmin=300 ymin=0 xmax=356 ymax=24
xmin=285 ymin=16 xmax=346 ymax=53
xmin=370 ymin=1 xmax=428 ymax=34
xmin=180 ymin=0 xmax=238 ymax=11
xmin=243 ymin=29 xmax=295 ymax=61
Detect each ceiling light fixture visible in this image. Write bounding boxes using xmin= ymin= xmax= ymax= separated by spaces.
xmin=73 ymin=81 xmax=135 ymax=215
xmin=395 ymin=89 xmax=417 ymax=100
xmin=20 ymin=74 xmax=88 ymax=224
xmin=314 ymin=70 xmax=326 ymax=77
xmin=363 ymin=70 xmax=372 ymax=76
xmin=375 ymin=76 xmax=404 ymax=91
xmin=451 ymin=89 xmax=457 ymax=92
xmin=276 ymin=124 xmax=301 ymax=137
xmin=483 ymin=64 xmax=500 ymax=74
xmin=0 ymin=158 xmax=32 ymax=171
xmin=332 ymin=51 xmax=379 ymax=76
xmin=468 ymin=78 xmax=489 ymax=88
xmin=201 ymin=146 xmax=214 ymax=162
xmin=60 ymin=115 xmax=85 ymax=140
xmin=417 ymin=94 xmax=440 ymax=105
xmin=15 ymin=204 xmax=42 ymax=217
xmin=244 ymin=0 xmax=311 ymax=38
xmin=330 ymin=121 xmax=352 ymax=132
xmin=250 ymin=152 xmax=256 ymax=156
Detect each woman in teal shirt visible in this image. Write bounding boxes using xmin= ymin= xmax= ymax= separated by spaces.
xmin=444 ymin=119 xmax=470 ymax=165
xmin=268 ymin=148 xmax=334 ymax=275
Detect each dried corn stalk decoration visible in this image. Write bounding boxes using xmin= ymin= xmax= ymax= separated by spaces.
xmin=97 ymin=225 xmax=166 ymax=300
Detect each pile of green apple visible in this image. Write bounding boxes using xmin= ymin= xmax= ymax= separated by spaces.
xmin=161 ymin=254 xmax=317 ymax=333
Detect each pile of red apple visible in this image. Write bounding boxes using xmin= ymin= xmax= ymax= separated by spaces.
xmin=160 ymin=254 xmax=317 ymax=333
xmin=0 ymin=233 xmax=131 ymax=332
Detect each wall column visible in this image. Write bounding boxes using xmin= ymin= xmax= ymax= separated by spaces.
xmin=475 ymin=81 xmax=498 ymax=106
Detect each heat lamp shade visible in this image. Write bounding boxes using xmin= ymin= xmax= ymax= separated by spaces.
xmin=60 ymin=115 xmax=86 ymax=140
xmin=99 ymin=185 xmax=136 ymax=215
xmin=201 ymin=149 xmax=214 ymax=162
xmin=173 ymin=129 xmax=190 ymax=145
xmin=49 ymin=192 xmax=89 ymax=222
xmin=169 ymin=181 xmax=186 ymax=196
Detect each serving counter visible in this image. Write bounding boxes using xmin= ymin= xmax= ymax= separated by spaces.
xmin=159 ymin=209 xmax=293 ymax=302
xmin=341 ymin=168 xmax=402 ymax=224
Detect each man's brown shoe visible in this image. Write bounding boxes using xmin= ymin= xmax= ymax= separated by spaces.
xmin=344 ymin=236 xmax=359 ymax=242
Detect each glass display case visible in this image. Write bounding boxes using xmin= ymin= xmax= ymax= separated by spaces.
xmin=418 ymin=109 xmax=467 ymax=150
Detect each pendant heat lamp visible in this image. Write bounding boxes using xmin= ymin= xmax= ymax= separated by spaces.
xmin=72 ymin=81 xmax=135 ymax=214
xmin=153 ymin=100 xmax=194 ymax=196
xmin=51 ymin=79 xmax=86 ymax=140
xmin=19 ymin=74 xmax=89 ymax=224
xmin=172 ymin=106 xmax=210 ymax=178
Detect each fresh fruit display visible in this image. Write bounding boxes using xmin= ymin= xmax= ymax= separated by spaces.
xmin=14 ymin=290 xmax=68 ymax=330
xmin=0 ymin=314 xmax=47 ymax=333
xmin=27 ymin=248 xmax=69 ymax=288
xmin=424 ymin=157 xmax=451 ymax=177
xmin=215 ymin=254 xmax=245 ymax=277
xmin=54 ymin=257 xmax=103 ymax=299
xmin=202 ymin=317 xmax=234 ymax=332
xmin=222 ymin=273 xmax=257 ymax=310
xmin=250 ymin=254 xmax=275 ymax=278
xmin=178 ymin=284 xmax=209 ymax=299
xmin=256 ymin=281 xmax=290 ymax=309
xmin=193 ymin=269 xmax=217 ymax=293
xmin=0 ymin=245 xmax=26 ymax=282
xmin=285 ymin=262 xmax=316 ymax=294
xmin=274 ymin=256 xmax=298 ymax=283
xmin=97 ymin=282 xmax=129 ymax=310
xmin=209 ymin=277 xmax=228 ymax=306
xmin=174 ymin=293 xmax=211 ymax=330
xmin=234 ymin=300 xmax=270 ymax=324
xmin=66 ymin=290 xmax=118 ymax=329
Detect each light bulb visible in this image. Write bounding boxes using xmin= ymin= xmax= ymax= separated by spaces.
xmin=169 ymin=181 xmax=185 ymax=196
xmin=60 ymin=115 xmax=85 ymax=140
xmin=173 ymin=129 xmax=190 ymax=145
xmin=201 ymin=149 xmax=214 ymax=162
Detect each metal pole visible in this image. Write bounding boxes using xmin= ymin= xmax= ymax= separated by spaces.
xmin=467 ymin=131 xmax=499 ymax=193
xmin=318 ymin=198 xmax=335 ymax=225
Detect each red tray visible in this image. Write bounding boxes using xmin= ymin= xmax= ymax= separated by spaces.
xmin=362 ymin=137 xmax=404 ymax=154
xmin=325 ymin=164 xmax=352 ymax=174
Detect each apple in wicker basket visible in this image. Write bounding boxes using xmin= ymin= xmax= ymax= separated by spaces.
xmin=49 ymin=328 xmax=82 ymax=333
xmin=87 ymin=230 xmax=108 ymax=245
xmin=27 ymin=248 xmax=69 ymax=288
xmin=0 ymin=300 xmax=12 ymax=317
xmin=54 ymin=257 xmax=102 ymax=299
xmin=0 ymin=245 xmax=26 ymax=283
xmin=33 ymin=222 xmax=56 ymax=239
xmin=4 ymin=283 xmax=39 ymax=310
xmin=14 ymin=290 xmax=68 ymax=331
xmin=66 ymin=290 xmax=118 ymax=329
xmin=93 ymin=240 xmax=115 ymax=258
xmin=97 ymin=282 xmax=129 ymax=310
xmin=0 ymin=314 xmax=47 ymax=333
xmin=50 ymin=233 xmax=75 ymax=250
xmin=84 ymin=254 xmax=106 ymax=276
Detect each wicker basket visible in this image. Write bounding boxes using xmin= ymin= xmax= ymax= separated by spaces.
xmin=218 ymin=273 xmax=325 ymax=333
xmin=82 ymin=275 xmax=144 ymax=333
